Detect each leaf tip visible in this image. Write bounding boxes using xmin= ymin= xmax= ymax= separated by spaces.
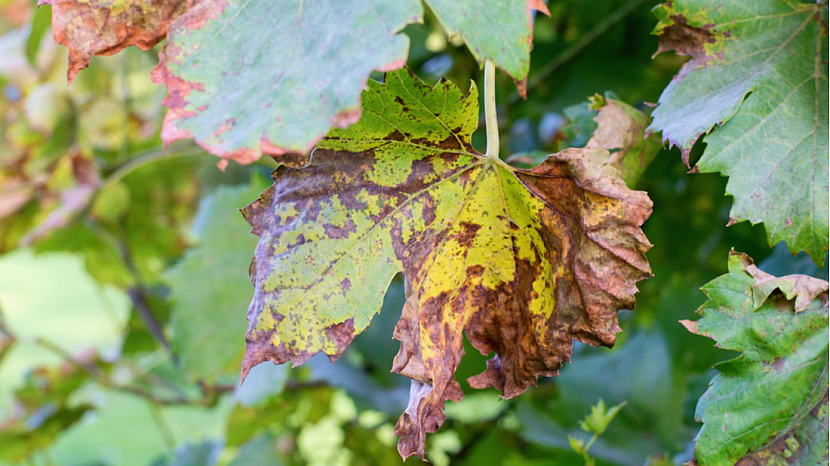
xmin=679 ymin=319 xmax=699 ymax=335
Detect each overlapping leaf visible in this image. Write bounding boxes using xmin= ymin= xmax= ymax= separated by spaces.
xmin=426 ymin=0 xmax=549 ymax=93
xmin=508 ymin=94 xmax=661 ymax=188
xmin=682 ymin=251 xmax=829 ymax=466
xmin=151 ymin=0 xmax=422 ymax=166
xmin=647 ymin=0 xmax=829 ymax=263
xmin=584 ymin=94 xmax=662 ymax=187
xmin=43 ymin=0 xmax=194 ymax=83
xmin=241 ymin=68 xmax=653 ymax=458
xmin=45 ymin=0 xmax=549 ymax=164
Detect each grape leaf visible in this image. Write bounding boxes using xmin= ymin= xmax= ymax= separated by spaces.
xmin=647 ymin=0 xmax=829 ymax=263
xmin=151 ymin=0 xmax=422 ymax=166
xmin=166 ymin=176 xmax=269 ymax=382
xmin=42 ymin=0 xmax=193 ymax=83
xmin=241 ymin=68 xmax=653 ymax=458
xmin=426 ymin=0 xmax=549 ymax=92
xmin=681 ymin=251 xmax=829 ymax=466
xmin=584 ymin=94 xmax=662 ymax=187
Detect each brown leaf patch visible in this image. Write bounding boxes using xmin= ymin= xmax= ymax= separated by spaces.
xmin=44 ymin=0 xmax=196 ymax=83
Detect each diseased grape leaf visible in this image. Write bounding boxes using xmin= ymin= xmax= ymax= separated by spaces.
xmin=42 ymin=0 xmax=194 ymax=83
xmin=507 ymin=93 xmax=661 ymax=189
xmin=166 ymin=176 xmax=269 ymax=382
xmin=681 ymin=251 xmax=829 ymax=466
xmin=241 ymin=68 xmax=653 ymax=458
xmin=647 ymin=0 xmax=829 ymax=264
xmin=584 ymin=94 xmax=662 ymax=188
xmin=150 ymin=0 xmax=422 ymax=166
xmin=426 ymin=0 xmax=549 ymax=93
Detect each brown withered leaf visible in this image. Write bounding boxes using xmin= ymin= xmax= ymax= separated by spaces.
xmin=42 ymin=0 xmax=193 ymax=83
xmin=241 ymin=69 xmax=652 ymax=459
xmin=585 ymin=94 xmax=662 ymax=187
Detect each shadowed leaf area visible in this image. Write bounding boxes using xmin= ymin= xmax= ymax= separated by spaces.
xmin=648 ymin=0 xmax=829 ymax=263
xmin=683 ymin=251 xmax=829 ymax=466
xmin=241 ymin=68 xmax=653 ymax=458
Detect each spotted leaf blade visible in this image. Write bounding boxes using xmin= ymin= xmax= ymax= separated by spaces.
xmin=682 ymin=252 xmax=829 ymax=466
xmin=241 ymin=69 xmax=653 ymax=459
xmin=647 ymin=0 xmax=829 ymax=264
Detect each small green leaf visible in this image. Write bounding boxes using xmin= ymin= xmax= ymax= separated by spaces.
xmin=568 ymin=434 xmax=586 ymax=455
xmin=578 ymin=399 xmax=627 ymax=436
xmin=682 ymin=251 xmax=829 ymax=466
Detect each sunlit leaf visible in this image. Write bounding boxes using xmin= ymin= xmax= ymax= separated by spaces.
xmin=241 ymin=68 xmax=652 ymax=458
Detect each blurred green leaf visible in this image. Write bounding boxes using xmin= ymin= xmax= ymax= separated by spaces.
xmin=0 ymin=361 xmax=96 ymax=461
xmin=166 ymin=175 xmax=269 ymax=382
xmin=152 ymin=441 xmax=220 ymax=466
xmin=578 ymin=399 xmax=626 ymax=436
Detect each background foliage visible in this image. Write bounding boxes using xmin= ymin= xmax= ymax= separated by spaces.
xmin=0 ymin=0 xmax=826 ymax=465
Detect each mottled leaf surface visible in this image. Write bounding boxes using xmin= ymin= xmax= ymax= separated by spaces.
xmin=43 ymin=0 xmax=193 ymax=83
xmin=151 ymin=0 xmax=422 ymax=165
xmin=682 ymin=252 xmax=829 ymax=466
xmin=166 ymin=176 xmax=269 ymax=382
xmin=585 ymin=95 xmax=661 ymax=187
xmin=242 ymin=69 xmax=653 ymax=458
xmin=426 ymin=0 xmax=549 ymax=86
xmin=648 ymin=0 xmax=829 ymax=263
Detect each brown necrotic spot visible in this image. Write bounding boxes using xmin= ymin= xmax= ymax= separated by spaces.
xmin=339 ymin=278 xmax=351 ymax=291
xmin=325 ymin=318 xmax=356 ymax=362
xmin=656 ymin=15 xmax=722 ymax=81
xmin=454 ymin=222 xmax=482 ymax=249
xmin=323 ymin=219 xmax=357 ymax=239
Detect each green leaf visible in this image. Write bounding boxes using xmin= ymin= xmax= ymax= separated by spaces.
xmin=152 ymin=441 xmax=220 ymax=466
xmin=152 ymin=0 xmax=422 ymax=164
xmin=47 ymin=388 xmax=231 ymax=466
xmin=0 ymin=249 xmax=130 ymax=357
xmin=647 ymin=0 xmax=829 ymax=263
xmin=578 ymin=399 xmax=626 ymax=436
xmin=242 ymin=68 xmax=653 ymax=458
xmin=682 ymin=251 xmax=829 ymax=466
xmin=166 ymin=176 xmax=270 ymax=382
xmin=426 ymin=0 xmax=549 ymax=85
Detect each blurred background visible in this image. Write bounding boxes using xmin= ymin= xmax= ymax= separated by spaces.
xmin=0 ymin=0 xmax=827 ymax=465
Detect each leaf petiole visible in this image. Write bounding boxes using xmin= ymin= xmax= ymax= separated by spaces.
xmin=483 ymin=59 xmax=499 ymax=162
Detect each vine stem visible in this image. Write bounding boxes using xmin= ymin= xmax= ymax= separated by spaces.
xmin=483 ymin=59 xmax=499 ymax=161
